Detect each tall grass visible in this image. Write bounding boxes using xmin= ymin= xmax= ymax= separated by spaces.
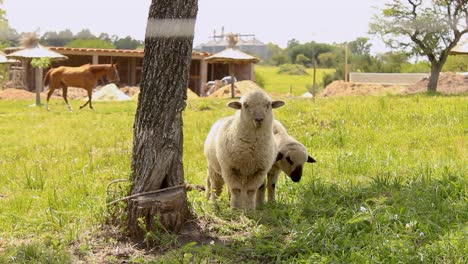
xmin=0 ymin=94 xmax=466 ymax=263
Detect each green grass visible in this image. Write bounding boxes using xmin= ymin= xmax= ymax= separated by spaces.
xmin=0 ymin=94 xmax=467 ymax=263
xmin=255 ymin=65 xmax=335 ymax=96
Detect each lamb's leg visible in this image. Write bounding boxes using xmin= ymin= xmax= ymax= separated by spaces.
xmin=256 ymin=180 xmax=266 ymax=207
xmin=206 ymin=167 xmax=223 ymax=201
xmin=205 ymin=171 xmax=212 ymax=199
xmin=230 ymin=188 xmax=242 ymax=209
xmin=246 ymin=189 xmax=257 ymax=209
xmin=267 ymin=168 xmax=281 ymax=203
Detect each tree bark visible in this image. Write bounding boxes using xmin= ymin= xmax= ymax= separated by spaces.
xmin=428 ymin=61 xmax=442 ymax=93
xmin=127 ymin=0 xmax=198 ymax=237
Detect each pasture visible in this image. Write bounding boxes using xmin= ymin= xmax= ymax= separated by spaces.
xmin=254 ymin=66 xmax=334 ymax=96
xmin=0 ymin=94 xmax=466 ymax=263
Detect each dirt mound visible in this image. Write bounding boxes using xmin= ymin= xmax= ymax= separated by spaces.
xmin=86 ymin=84 xmax=132 ymax=101
xmin=187 ymin=88 xmax=199 ymax=99
xmin=120 ymin=86 xmax=140 ymax=97
xmin=0 ymin=88 xmax=36 ymax=100
xmin=208 ymin=80 xmax=261 ymax=98
xmin=405 ymin=72 xmax=468 ymax=94
xmin=58 ymin=88 xmax=88 ymax=99
xmin=0 ymin=88 xmax=62 ymax=100
xmin=320 ymin=81 xmax=404 ymax=97
xmin=130 ymin=88 xmax=199 ymax=101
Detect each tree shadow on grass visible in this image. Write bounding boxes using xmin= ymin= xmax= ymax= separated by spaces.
xmin=183 ymin=173 xmax=467 ymax=263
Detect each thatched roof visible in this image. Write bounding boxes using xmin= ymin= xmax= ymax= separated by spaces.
xmin=6 ymin=44 xmax=68 ymax=60
xmin=450 ymin=38 xmax=468 ymax=55
xmin=204 ymin=48 xmax=259 ymax=64
xmin=0 ymin=51 xmax=17 ymax=64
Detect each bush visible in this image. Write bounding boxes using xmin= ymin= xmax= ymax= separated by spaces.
xmin=278 ymin=64 xmax=308 ymax=75
xmin=322 ymin=72 xmax=338 ymax=87
xmin=254 ymin=70 xmax=266 ymax=88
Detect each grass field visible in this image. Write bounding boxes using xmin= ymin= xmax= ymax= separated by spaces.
xmin=0 ymin=94 xmax=467 ymax=263
xmin=254 ymin=66 xmax=334 ymax=96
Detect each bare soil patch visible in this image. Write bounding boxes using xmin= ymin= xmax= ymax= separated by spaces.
xmin=320 ymin=72 xmax=468 ymax=97
xmin=320 ymin=81 xmax=404 ymax=97
xmin=404 ymin=72 xmax=468 ymax=94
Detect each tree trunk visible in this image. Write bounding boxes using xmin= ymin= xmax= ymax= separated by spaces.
xmin=127 ymin=0 xmax=198 ymax=238
xmin=428 ymin=62 xmax=442 ymax=93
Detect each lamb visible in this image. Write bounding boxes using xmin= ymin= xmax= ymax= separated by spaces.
xmin=258 ymin=119 xmax=316 ymax=203
xmin=204 ymin=89 xmax=285 ymax=209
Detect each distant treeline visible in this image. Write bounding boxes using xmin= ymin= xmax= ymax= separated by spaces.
xmin=263 ymin=37 xmax=467 ymax=86
xmin=1 ymin=28 xmax=144 ymax=50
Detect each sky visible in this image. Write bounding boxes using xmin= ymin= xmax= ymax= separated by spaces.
xmin=3 ymin=0 xmax=387 ymax=53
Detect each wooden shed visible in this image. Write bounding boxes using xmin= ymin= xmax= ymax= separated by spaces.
xmin=3 ymin=46 xmax=257 ymax=96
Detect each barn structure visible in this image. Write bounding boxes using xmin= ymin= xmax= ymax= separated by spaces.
xmin=3 ymin=46 xmax=258 ymax=96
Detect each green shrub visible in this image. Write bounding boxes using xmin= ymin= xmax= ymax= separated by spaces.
xmin=254 ymin=70 xmax=266 ymax=88
xmin=278 ymin=64 xmax=309 ymax=75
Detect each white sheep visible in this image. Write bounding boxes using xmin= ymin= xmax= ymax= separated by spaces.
xmin=204 ymin=89 xmax=285 ymax=209
xmin=257 ymin=119 xmax=316 ymax=203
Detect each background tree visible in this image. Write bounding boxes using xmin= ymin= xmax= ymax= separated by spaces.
xmin=370 ymin=0 xmax=468 ymax=92
xmin=295 ymin=53 xmax=310 ymax=66
xmin=75 ymin=28 xmax=96 ymax=39
xmin=40 ymin=29 xmax=74 ymax=47
xmin=348 ymin=37 xmax=372 ymax=56
xmin=114 ymin=36 xmax=143 ymax=49
xmin=0 ymin=0 xmax=18 ymax=47
xmin=127 ymin=0 xmax=198 ymax=237
xmin=266 ymin=42 xmax=289 ymax=65
xmin=66 ymin=39 xmax=114 ymax=49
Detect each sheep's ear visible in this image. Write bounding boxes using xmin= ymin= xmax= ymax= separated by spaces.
xmin=272 ymin=100 xmax=285 ymax=109
xmin=227 ymin=101 xmax=242 ymax=109
xmin=276 ymin=152 xmax=284 ymax=161
xmin=307 ymin=155 xmax=316 ymax=163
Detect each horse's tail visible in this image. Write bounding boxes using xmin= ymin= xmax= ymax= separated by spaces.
xmin=43 ymin=68 xmax=53 ymax=89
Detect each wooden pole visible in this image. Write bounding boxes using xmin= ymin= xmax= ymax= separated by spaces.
xmin=34 ymin=67 xmax=43 ymax=106
xmin=312 ymin=57 xmax=317 ymax=100
xmin=344 ymin=43 xmax=349 ymax=82
xmin=229 ymin=63 xmax=235 ymax=98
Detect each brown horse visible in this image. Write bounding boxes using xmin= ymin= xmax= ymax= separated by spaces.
xmin=43 ymin=63 xmax=119 ymax=111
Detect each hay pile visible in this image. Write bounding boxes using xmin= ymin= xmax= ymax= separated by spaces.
xmin=130 ymin=87 xmax=199 ymax=101
xmin=405 ymin=72 xmax=468 ymax=94
xmin=86 ymin=84 xmax=131 ymax=101
xmin=187 ymin=88 xmax=199 ymax=99
xmin=320 ymin=81 xmax=404 ymax=97
xmin=208 ymin=80 xmax=261 ymax=98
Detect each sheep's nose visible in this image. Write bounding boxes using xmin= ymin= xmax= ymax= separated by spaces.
xmin=255 ymin=118 xmax=264 ymax=125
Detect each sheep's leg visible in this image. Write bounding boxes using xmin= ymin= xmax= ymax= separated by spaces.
xmin=256 ymin=180 xmax=266 ymax=207
xmin=206 ymin=167 xmax=223 ymax=201
xmin=267 ymin=169 xmax=281 ymax=203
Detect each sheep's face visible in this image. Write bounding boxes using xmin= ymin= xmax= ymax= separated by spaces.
xmin=228 ymin=90 xmax=284 ymax=128
xmin=276 ymin=144 xmax=316 ymax=182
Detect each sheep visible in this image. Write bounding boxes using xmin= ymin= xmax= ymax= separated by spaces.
xmin=204 ymin=89 xmax=285 ymax=209
xmin=257 ymin=119 xmax=316 ymax=204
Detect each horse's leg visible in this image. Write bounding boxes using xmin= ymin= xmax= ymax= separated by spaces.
xmin=80 ymin=89 xmax=92 ymax=110
xmin=88 ymin=89 xmax=94 ymax=110
xmin=62 ymin=86 xmax=73 ymax=112
xmin=46 ymin=87 xmax=55 ymax=111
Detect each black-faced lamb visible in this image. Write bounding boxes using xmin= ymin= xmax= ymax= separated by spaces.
xmin=204 ymin=89 xmax=285 ymax=209
xmin=257 ymin=119 xmax=316 ymax=204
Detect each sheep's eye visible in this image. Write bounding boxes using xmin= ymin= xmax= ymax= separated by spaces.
xmin=286 ymin=156 xmax=293 ymax=165
xmin=265 ymin=103 xmax=270 ymax=108
xmin=244 ymin=103 xmax=249 ymax=109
